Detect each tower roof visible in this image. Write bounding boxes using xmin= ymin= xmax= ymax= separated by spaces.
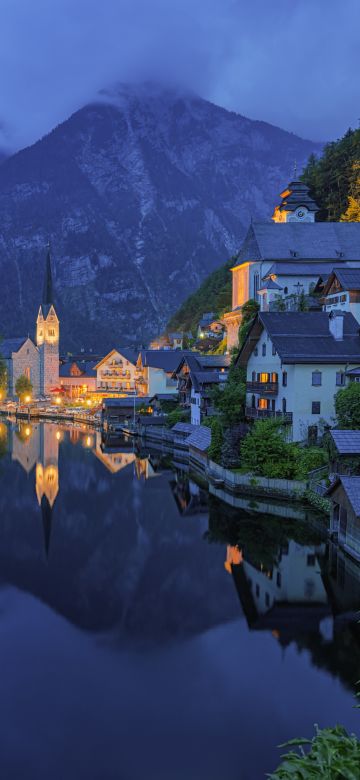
xmin=42 ymin=246 xmax=54 ymax=306
xmin=272 ymin=179 xmax=320 ymax=220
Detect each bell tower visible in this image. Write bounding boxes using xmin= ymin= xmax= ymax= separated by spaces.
xmin=272 ymin=166 xmax=320 ymax=223
xmin=36 ymin=247 xmax=59 ymax=395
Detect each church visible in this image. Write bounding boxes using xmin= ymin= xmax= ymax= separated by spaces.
xmin=224 ymin=178 xmax=360 ymax=349
xmin=1 ymin=249 xmax=59 ymax=398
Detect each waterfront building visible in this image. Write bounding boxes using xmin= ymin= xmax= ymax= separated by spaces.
xmin=1 ymin=249 xmax=59 ymax=398
xmin=174 ymin=354 xmax=230 ymax=425
xmin=224 ymin=178 xmax=360 ymax=349
xmin=135 ymin=350 xmax=184 ymax=396
xmin=236 ymin=310 xmax=360 ymax=442
xmin=95 ymin=349 xmax=138 ymax=394
xmin=59 ymin=360 xmax=97 ymax=397
xmin=328 ymin=476 xmax=360 ymax=562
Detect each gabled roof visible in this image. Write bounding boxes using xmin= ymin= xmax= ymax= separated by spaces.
xmin=327 ymin=476 xmax=360 ymax=516
xmin=236 ymin=311 xmax=360 ymax=366
xmin=192 ymin=371 xmax=227 ymax=392
xmin=232 ymin=222 xmax=360 ymax=269
xmin=59 ymin=360 xmax=97 ymax=378
xmin=323 ymin=267 xmax=360 ymax=295
xmin=171 ymin=422 xmax=197 ymax=435
xmin=186 ymin=426 xmax=211 ymax=452
xmin=0 ymin=337 xmax=31 ymax=358
xmin=138 ymin=349 xmax=194 ymax=372
xmin=330 ymin=430 xmax=360 ymax=455
xmin=258 ymin=279 xmax=283 ymax=292
xmin=103 ymin=396 xmax=150 ymax=408
xmin=95 ymin=347 xmax=138 ymax=370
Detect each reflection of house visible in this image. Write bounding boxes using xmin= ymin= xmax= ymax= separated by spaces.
xmin=322 ymin=268 xmax=360 ymax=324
xmin=93 ymin=432 xmax=136 ymax=473
xmin=101 ymin=396 xmax=151 ymax=430
xmin=59 ymin=360 xmax=97 ymax=397
xmin=328 ymin=476 xmax=360 ymax=562
xmin=11 ymin=423 xmax=40 ymax=473
xmin=229 ymin=540 xmax=329 ymax=646
xmin=95 ymin=348 xmax=138 ymax=394
xmin=236 ymin=310 xmax=360 ymax=442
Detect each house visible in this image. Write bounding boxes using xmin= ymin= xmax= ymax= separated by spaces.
xmin=59 ymin=360 xmax=97 ymax=397
xmin=236 ymin=310 xmax=360 ymax=442
xmin=186 ymin=425 xmax=211 ymax=470
xmin=322 ymin=268 xmax=360 ymax=324
xmin=329 ymin=430 xmax=360 ymax=475
xmin=95 ymin=348 xmax=138 ymax=394
xmin=174 ymin=354 xmax=230 ymax=425
xmin=1 ymin=249 xmax=59 ymax=399
xmin=101 ymin=396 xmax=151 ymax=431
xmin=135 ymin=350 xmax=189 ymax=396
xmin=327 ymin=476 xmax=360 ymax=562
xmin=197 ymin=312 xmax=215 ymax=338
xmin=223 ymin=176 xmax=360 ymax=349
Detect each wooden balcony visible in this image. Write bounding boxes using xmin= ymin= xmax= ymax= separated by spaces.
xmin=245 ymin=407 xmax=293 ymax=424
xmin=246 ymin=381 xmax=278 ymax=394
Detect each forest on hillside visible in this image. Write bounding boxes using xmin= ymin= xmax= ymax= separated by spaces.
xmin=168 ymin=127 xmax=360 ymax=334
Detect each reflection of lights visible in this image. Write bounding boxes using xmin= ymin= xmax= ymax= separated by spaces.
xmin=25 ymin=395 xmax=31 ymax=403
xmin=87 ymin=399 xmax=92 ymax=406
xmin=84 ymin=435 xmax=93 ymax=447
xmin=55 ymin=396 xmax=62 ymax=405
xmin=55 ymin=431 xmax=61 ymax=441
xmin=25 ymin=427 xmax=31 ymax=437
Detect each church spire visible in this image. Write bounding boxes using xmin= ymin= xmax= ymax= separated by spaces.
xmin=42 ymin=244 xmax=54 ymax=305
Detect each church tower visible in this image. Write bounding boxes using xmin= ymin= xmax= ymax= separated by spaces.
xmin=272 ymin=171 xmax=320 ymax=223
xmin=36 ymin=247 xmax=59 ymax=395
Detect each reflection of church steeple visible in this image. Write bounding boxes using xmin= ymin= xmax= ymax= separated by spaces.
xmin=40 ymin=494 xmax=53 ymax=559
xmin=35 ymin=425 xmax=59 ymax=558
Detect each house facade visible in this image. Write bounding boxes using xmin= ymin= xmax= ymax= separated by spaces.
xmin=95 ymin=349 xmax=138 ymax=394
xmin=59 ymin=360 xmax=97 ymax=397
xmin=174 ymin=354 xmax=230 ymax=425
xmin=223 ymin=178 xmax=360 ymax=349
xmin=136 ymin=350 xmax=183 ymax=396
xmin=236 ymin=311 xmax=360 ymax=442
xmin=322 ymin=268 xmax=360 ymax=324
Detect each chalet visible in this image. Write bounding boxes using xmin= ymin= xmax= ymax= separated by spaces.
xmin=236 ymin=310 xmax=360 ymax=442
xmin=95 ymin=348 xmax=138 ymax=394
xmin=327 ymin=476 xmax=360 ymax=562
xmin=136 ymin=350 xmax=189 ymax=396
xmin=174 ymin=354 xmax=230 ymax=425
xmin=224 ymin=176 xmax=360 ymax=349
xmin=322 ymin=267 xmax=360 ymax=324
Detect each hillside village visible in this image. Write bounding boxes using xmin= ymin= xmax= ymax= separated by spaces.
xmin=2 ymin=162 xmax=360 ymax=565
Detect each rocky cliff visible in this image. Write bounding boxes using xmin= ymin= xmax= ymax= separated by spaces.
xmin=0 ymin=83 xmax=321 ymax=350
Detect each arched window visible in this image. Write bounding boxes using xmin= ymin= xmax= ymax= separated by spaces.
xmin=262 ymin=343 xmax=266 ymax=356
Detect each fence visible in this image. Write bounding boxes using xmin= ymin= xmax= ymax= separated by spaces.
xmin=206 ymin=459 xmax=306 ymax=497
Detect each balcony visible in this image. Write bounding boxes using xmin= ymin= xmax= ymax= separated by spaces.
xmin=246 ymin=407 xmax=293 ymax=424
xmin=246 ymin=381 xmax=278 ymax=394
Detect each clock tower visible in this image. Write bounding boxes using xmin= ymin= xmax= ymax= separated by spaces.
xmin=36 ymin=248 xmax=59 ymax=396
xmin=272 ymin=175 xmax=319 ymax=223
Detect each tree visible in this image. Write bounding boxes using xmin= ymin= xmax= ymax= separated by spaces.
xmin=302 ymin=127 xmax=360 ymax=221
xmin=210 ymin=362 xmax=246 ymax=428
xmin=341 ymin=161 xmax=360 ymax=221
xmin=335 ymin=382 xmax=360 ymax=428
xmin=0 ymin=352 xmax=7 ymax=399
xmin=240 ymin=418 xmax=297 ymax=478
xmin=238 ymin=299 xmax=260 ymax=347
xmin=203 ymin=417 xmax=223 ymax=463
xmin=15 ymin=374 xmax=33 ymax=402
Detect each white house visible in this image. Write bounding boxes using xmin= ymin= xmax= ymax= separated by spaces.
xmin=224 ymin=177 xmax=360 ymax=349
xmin=236 ymin=310 xmax=360 ymax=442
xmin=322 ymin=268 xmax=360 ymax=324
xmin=173 ymin=354 xmax=230 ymax=425
xmin=135 ymin=350 xmax=182 ymax=396
xmin=95 ymin=348 xmax=138 ymax=394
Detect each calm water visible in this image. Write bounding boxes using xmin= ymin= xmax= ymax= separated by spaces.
xmin=0 ymin=420 xmax=359 ymax=780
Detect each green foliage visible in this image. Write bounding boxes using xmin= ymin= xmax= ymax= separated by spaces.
xmin=167 ymin=256 xmax=236 ymax=333
xmin=238 ymin=298 xmax=260 ymax=347
xmin=269 ymin=725 xmax=360 ymax=779
xmin=211 ymin=362 xmax=246 ymax=428
xmin=15 ymin=374 xmax=33 ymax=401
xmin=166 ymin=407 xmax=190 ymax=428
xmin=304 ymin=489 xmax=331 ymax=515
xmin=203 ymin=417 xmax=223 ymax=463
xmin=302 ymin=128 xmax=360 ymax=221
xmin=335 ymin=382 xmax=360 ymax=429
xmin=240 ymin=419 xmax=326 ymax=480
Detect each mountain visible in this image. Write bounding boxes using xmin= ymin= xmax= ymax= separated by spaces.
xmin=0 ymin=83 xmax=322 ymax=350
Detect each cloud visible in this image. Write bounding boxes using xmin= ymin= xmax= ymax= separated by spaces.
xmin=0 ymin=0 xmax=359 ymax=150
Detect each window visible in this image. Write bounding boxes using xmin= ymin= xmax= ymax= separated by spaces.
xmin=254 ymin=346 xmax=258 ymax=356
xmin=336 ymin=372 xmax=345 ymax=386
xmin=265 ymin=593 xmax=270 ymax=608
xmin=262 ymin=343 xmax=266 ymax=357
xmin=282 ymin=397 xmax=287 ymax=413
xmin=255 ymin=584 xmax=260 ymax=597
xmin=253 ymin=272 xmax=260 ymax=299
xmin=272 ymin=344 xmax=276 ymax=356
xmin=307 ymin=554 xmax=316 ymax=567
xmin=276 ymin=572 xmax=282 ymax=588
xmin=24 ymin=367 xmax=30 ymax=380
xmin=252 ymin=371 xmax=256 ymax=381
xmin=312 ymin=401 xmax=321 ymax=414
xmin=282 ymin=371 xmax=287 ymax=387
xmin=258 ymin=398 xmax=269 ymax=410
xmin=284 ymin=286 xmax=288 ymax=294
xmin=312 ymin=371 xmax=322 ymax=386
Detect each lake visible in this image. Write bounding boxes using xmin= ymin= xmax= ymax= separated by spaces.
xmin=0 ymin=420 xmax=359 ymax=780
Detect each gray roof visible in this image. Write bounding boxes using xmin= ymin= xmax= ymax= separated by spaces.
xmin=59 ymin=360 xmax=97 ymax=378
xmin=139 ymin=349 xmax=194 ymax=372
xmin=325 ymin=267 xmax=360 ymax=292
xmin=345 ymin=367 xmax=360 ymax=376
xmin=258 ymin=279 xmax=283 ymax=291
xmin=103 ymin=396 xmax=150 ymax=408
xmin=171 ymin=422 xmax=197 ymax=434
xmin=114 ymin=347 xmax=138 ymax=365
xmin=276 ymin=180 xmax=319 ymax=214
xmin=234 ymin=222 xmax=360 ymax=266
xmin=186 ymin=425 xmax=211 ymax=452
xmin=192 ymin=371 xmax=227 ymax=392
xmin=0 ymin=337 xmax=28 ymax=358
xmin=330 ymin=430 xmax=360 ymax=455
xmin=328 ymin=476 xmax=360 ymax=516
xmin=264 ymin=262 xmax=339 ymax=278
xmin=238 ymin=312 xmax=360 ymax=365
xmin=197 ymin=355 xmax=230 ymax=368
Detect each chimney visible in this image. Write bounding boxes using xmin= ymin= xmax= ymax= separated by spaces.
xmin=329 ymin=311 xmax=345 ymax=341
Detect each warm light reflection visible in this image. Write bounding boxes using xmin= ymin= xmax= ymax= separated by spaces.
xmin=224 ymin=545 xmax=243 ymax=573
xmin=55 ymin=431 xmax=61 ymax=441
xmin=55 ymin=396 xmax=62 ymax=405
xmin=25 ymin=427 xmax=31 ymax=437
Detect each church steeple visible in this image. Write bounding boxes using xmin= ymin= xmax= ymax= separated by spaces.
xmin=272 ymin=175 xmax=320 ymax=223
xmin=42 ymin=245 xmax=54 ymax=305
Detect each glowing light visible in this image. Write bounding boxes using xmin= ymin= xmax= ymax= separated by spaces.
xmin=55 ymin=431 xmax=61 ymax=441
xmin=25 ymin=427 xmax=31 ymax=437
xmin=55 ymin=396 xmax=62 ymax=405
xmin=24 ymin=395 xmax=31 ymax=403
xmin=86 ymin=399 xmax=92 ymax=406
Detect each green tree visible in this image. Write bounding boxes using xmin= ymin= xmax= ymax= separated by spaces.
xmin=238 ymin=299 xmax=260 ymax=347
xmin=240 ymin=418 xmax=297 ymax=479
xmin=203 ymin=417 xmax=223 ymax=463
xmin=302 ymin=127 xmax=360 ymax=221
xmin=335 ymin=382 xmax=360 ymax=428
xmin=15 ymin=374 xmax=33 ymax=402
xmin=210 ymin=362 xmax=246 ymax=428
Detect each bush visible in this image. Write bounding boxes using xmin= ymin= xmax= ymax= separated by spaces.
xmin=335 ymin=382 xmax=360 ymax=429
xmin=166 ymin=407 xmax=190 ymax=428
xmin=269 ymin=724 xmax=360 ymax=779
xmin=240 ymin=420 xmax=326 ymax=480
xmin=203 ymin=417 xmax=223 ymax=463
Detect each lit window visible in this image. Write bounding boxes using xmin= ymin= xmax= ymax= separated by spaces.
xmin=260 ymin=373 xmax=269 ymax=383
xmin=258 ymin=398 xmax=268 ymax=409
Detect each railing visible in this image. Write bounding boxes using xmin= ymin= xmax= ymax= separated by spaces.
xmin=245 ymin=407 xmax=293 ymax=423
xmin=246 ymin=381 xmax=278 ymax=394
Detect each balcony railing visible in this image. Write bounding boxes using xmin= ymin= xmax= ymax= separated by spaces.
xmin=246 ymin=381 xmax=278 ymax=394
xmin=246 ymin=407 xmax=293 ymax=423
